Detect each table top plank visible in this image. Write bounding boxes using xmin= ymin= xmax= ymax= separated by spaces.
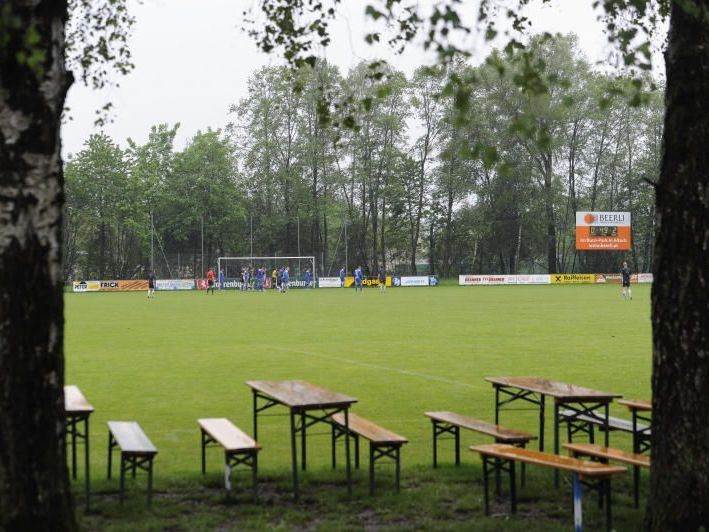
xmin=564 ymin=443 xmax=651 ymax=468
xmin=198 ymin=418 xmax=261 ymax=452
xmin=108 ymin=421 xmax=158 ymax=455
xmin=617 ymin=399 xmax=652 ymax=412
xmin=331 ymin=413 xmax=408 ymax=444
xmin=425 ymin=411 xmax=537 ymax=443
xmin=246 ymin=380 xmax=357 ymax=409
xmin=485 ymin=376 xmax=622 ymax=401
xmin=64 ymin=385 xmax=94 ymax=415
xmin=471 ymin=443 xmax=627 ymax=477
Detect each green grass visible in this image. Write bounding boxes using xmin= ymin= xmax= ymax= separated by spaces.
xmin=65 ymin=284 xmax=651 ymax=530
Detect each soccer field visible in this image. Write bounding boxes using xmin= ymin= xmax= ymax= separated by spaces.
xmin=65 ymin=284 xmax=652 ymax=482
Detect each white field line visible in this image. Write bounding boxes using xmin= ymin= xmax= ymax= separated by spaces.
xmin=265 ymin=345 xmax=483 ymax=390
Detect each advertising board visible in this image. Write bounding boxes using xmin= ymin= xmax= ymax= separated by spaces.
xmin=318 ymin=277 xmax=341 ymax=288
xmin=156 ymin=279 xmax=195 ymax=290
xmin=458 ymin=275 xmax=516 ymax=285
xmin=72 ymin=281 xmax=101 ymax=292
xmin=549 ymin=274 xmax=595 ymax=284
xmin=576 ymin=211 xmax=631 ymax=251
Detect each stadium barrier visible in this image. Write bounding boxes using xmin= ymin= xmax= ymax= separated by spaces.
xmin=458 ymin=273 xmax=653 ymax=286
xmin=318 ymin=277 xmax=341 ymax=288
xmin=156 ymin=279 xmax=195 ymax=290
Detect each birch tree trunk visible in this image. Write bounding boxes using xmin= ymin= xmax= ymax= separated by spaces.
xmin=0 ymin=1 xmax=76 ymax=530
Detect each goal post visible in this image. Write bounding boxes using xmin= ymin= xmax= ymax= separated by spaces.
xmin=217 ymin=256 xmax=317 ymax=289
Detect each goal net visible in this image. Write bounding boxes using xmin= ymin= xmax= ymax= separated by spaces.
xmin=217 ymin=256 xmax=316 ymax=289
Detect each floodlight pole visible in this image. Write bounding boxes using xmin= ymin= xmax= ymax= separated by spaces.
xmin=201 ymin=215 xmax=204 ymax=276
xmin=150 ymin=210 xmax=154 ymax=271
xmin=250 ymin=215 xmax=253 ymax=263
xmin=344 ymin=218 xmax=348 ymax=275
xmin=297 ymin=216 xmax=301 ymax=273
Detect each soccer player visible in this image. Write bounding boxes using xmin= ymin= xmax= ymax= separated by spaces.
xmin=378 ymin=270 xmax=386 ymax=293
xmin=339 ymin=267 xmax=345 ymax=288
xmin=271 ymin=268 xmax=278 ymax=290
xmin=206 ymin=267 xmax=216 ymax=295
xmin=282 ymin=267 xmax=290 ymax=293
xmin=257 ymin=267 xmax=264 ymax=291
xmin=304 ymin=268 xmax=311 ymax=289
xmin=218 ymin=268 xmax=225 ymax=290
xmin=621 ymin=261 xmax=632 ymax=300
xmin=354 ymin=266 xmax=363 ymax=292
xmin=147 ymin=270 xmax=156 ymax=299
xmin=277 ymin=266 xmax=284 ymax=292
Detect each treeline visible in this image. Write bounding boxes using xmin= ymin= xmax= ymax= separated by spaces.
xmin=64 ymin=34 xmax=661 ymax=280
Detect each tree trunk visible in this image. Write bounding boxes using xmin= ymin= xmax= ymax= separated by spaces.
xmin=646 ymin=2 xmax=709 ymax=529
xmin=542 ymin=153 xmax=557 ymax=273
xmin=0 ymin=2 xmax=76 ymax=530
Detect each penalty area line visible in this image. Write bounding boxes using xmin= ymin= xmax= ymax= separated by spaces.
xmin=265 ymin=345 xmax=483 ymax=390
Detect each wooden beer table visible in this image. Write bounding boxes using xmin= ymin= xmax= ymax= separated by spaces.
xmin=64 ymin=385 xmax=94 ymax=511
xmin=617 ymin=399 xmax=652 ymax=454
xmin=485 ymin=377 xmax=622 ymax=486
xmin=246 ymin=380 xmax=357 ymax=499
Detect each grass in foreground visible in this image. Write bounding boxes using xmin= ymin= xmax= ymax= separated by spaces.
xmin=65 ymin=284 xmax=651 ymax=530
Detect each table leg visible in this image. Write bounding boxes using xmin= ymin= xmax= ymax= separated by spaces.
xmin=510 ymin=460 xmax=517 ymax=514
xmin=631 ymin=410 xmax=638 ymax=453
xmin=301 ymin=412 xmax=307 ymax=471
xmin=539 ymin=394 xmax=546 ymax=451
xmin=554 ymin=400 xmax=560 ymax=487
xmin=432 ymin=421 xmax=438 ymax=468
xmin=84 ymin=417 xmax=90 ymax=513
xmin=71 ymin=418 xmax=77 ymax=480
xmin=290 ymin=409 xmax=299 ymax=499
xmin=494 ymin=386 xmax=500 ymax=424
xmin=252 ymin=390 xmax=259 ymax=477
xmin=345 ymin=409 xmax=352 ymax=497
xmin=107 ymin=432 xmax=113 ymax=479
xmin=604 ymin=402 xmax=610 ymax=447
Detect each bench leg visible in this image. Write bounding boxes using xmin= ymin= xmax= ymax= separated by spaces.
xmin=147 ymin=457 xmax=154 ymax=506
xmin=454 ymin=426 xmax=460 ymax=465
xmin=572 ymin=472 xmax=583 ymax=532
xmin=331 ymin=424 xmax=337 ymax=469
xmin=369 ymin=444 xmax=375 ymax=496
xmin=605 ymin=478 xmax=612 ymax=532
xmin=107 ymin=432 xmax=113 ymax=479
xmin=495 ymin=458 xmax=502 ymax=496
xmin=71 ymin=418 xmax=78 ymax=480
xmin=633 ymin=465 xmax=640 ymax=508
xmin=482 ymin=456 xmax=490 ymax=516
xmin=119 ymin=455 xmax=125 ymax=504
xmin=395 ymin=446 xmax=401 ymax=493
xmin=509 ymin=461 xmax=516 ymax=514
xmin=252 ymin=451 xmax=258 ymax=501
xmin=355 ymin=433 xmax=360 ymax=469
xmin=201 ymin=429 xmax=207 ymax=474
xmin=432 ymin=421 xmax=438 ymax=468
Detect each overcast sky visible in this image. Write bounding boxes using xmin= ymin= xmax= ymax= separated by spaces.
xmin=61 ymin=0 xmax=664 ymax=158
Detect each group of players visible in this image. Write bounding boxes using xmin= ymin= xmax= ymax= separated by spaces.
xmin=201 ymin=265 xmax=316 ymax=294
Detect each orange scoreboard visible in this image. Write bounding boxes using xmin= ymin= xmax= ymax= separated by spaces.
xmin=576 ymin=212 xmax=631 ymax=251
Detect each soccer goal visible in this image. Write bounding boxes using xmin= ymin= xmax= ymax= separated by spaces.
xmin=217 ymin=256 xmax=316 ymax=289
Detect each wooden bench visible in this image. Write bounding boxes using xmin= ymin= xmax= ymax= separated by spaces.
xmin=107 ymin=421 xmax=158 ymax=504
xmin=425 ymin=411 xmax=536 ymax=467
xmin=471 ymin=443 xmax=626 ymax=532
xmin=330 ymin=413 xmax=408 ymax=495
xmin=560 ymin=409 xmax=650 ymax=444
xmin=565 ymin=442 xmax=651 ymax=509
xmin=198 ymin=418 xmax=261 ymax=496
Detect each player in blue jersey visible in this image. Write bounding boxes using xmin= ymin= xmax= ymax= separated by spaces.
xmin=304 ymin=268 xmax=311 ymax=288
xmin=339 ymin=267 xmax=345 ymax=287
xmin=354 ymin=266 xmax=363 ymax=292
xmin=281 ymin=267 xmax=290 ymax=293
xmin=256 ymin=267 xmax=264 ymax=291
xmin=218 ymin=268 xmax=225 ymax=291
